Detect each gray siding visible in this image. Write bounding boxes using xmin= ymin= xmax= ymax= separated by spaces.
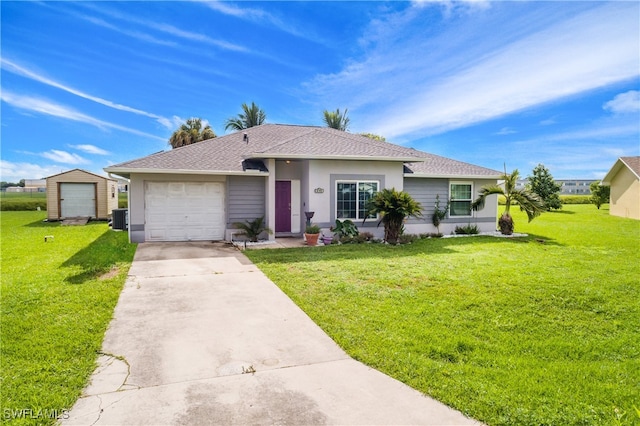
xmin=227 ymin=176 xmax=266 ymax=226
xmin=403 ymin=177 xmax=449 ymax=224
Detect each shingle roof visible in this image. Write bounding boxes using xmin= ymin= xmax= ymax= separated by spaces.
xmin=106 ymin=124 xmax=501 ymax=178
xmin=621 ymin=156 xmax=640 ymax=177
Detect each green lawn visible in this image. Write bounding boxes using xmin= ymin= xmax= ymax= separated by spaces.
xmin=0 ymin=211 xmax=136 ymax=425
xmin=245 ymin=204 xmax=640 ymax=425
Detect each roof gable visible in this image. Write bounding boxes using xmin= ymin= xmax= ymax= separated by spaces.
xmin=602 ymin=156 xmax=640 ymax=185
xmin=46 ymin=168 xmax=113 ymax=181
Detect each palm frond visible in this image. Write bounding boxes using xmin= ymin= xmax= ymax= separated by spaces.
xmin=511 ymin=190 xmax=546 ymax=222
xmin=472 ymin=185 xmax=505 ymax=211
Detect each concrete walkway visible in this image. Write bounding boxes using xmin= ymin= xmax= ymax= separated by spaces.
xmin=64 ymin=242 xmax=480 ymax=425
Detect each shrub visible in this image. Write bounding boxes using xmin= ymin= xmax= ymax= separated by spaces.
xmin=560 ymin=195 xmax=592 ymax=205
xmin=431 ymin=194 xmax=449 ymax=232
xmin=455 ymin=224 xmax=480 ymax=235
xmin=420 ymin=232 xmax=443 ymax=239
xmin=339 ymin=231 xmax=375 ymax=244
xmin=233 ymin=216 xmax=273 ymax=242
xmin=0 ymin=200 xmax=47 ymax=211
xmin=398 ymin=234 xmax=419 ymax=244
xmin=331 ymin=219 xmax=358 ymax=238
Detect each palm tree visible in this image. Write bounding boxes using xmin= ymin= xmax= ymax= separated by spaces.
xmin=224 ymin=102 xmax=266 ymax=131
xmin=323 ymin=108 xmax=350 ymax=131
xmin=169 ymin=118 xmax=216 ymax=149
xmin=365 ymin=188 xmax=422 ymax=244
xmin=472 ymin=168 xmax=545 ymax=235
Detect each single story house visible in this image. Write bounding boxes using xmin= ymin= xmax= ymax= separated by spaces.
xmin=105 ymin=124 xmax=502 ymax=243
xmin=46 ymin=169 xmax=118 ymax=221
xmin=601 ymin=156 xmax=640 ymax=220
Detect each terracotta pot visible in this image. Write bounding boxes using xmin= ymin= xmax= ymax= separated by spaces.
xmin=305 ymin=233 xmax=320 ymax=246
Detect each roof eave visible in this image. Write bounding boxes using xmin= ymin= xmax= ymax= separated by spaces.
xmin=404 ymin=173 xmax=502 ymax=180
xmin=103 ymin=167 xmax=269 ymax=177
xmin=246 ymin=153 xmax=424 ymax=162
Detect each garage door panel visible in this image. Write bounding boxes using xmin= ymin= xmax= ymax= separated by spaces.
xmin=145 ymin=182 xmax=225 ymax=242
xmin=60 ymin=183 xmax=96 ymax=218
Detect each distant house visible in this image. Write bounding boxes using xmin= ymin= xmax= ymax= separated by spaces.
xmin=556 ymin=180 xmax=594 ymax=195
xmin=105 ymin=124 xmax=502 ymax=243
xmin=46 ymin=169 xmax=118 ymax=221
xmin=601 ymin=156 xmax=640 ymax=220
xmin=24 ymin=179 xmax=47 ymax=192
xmin=515 ymin=179 xmax=594 ymax=195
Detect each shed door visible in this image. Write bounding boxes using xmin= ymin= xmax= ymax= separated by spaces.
xmin=60 ymin=183 xmax=96 ymax=218
xmin=145 ymin=182 xmax=225 ymax=241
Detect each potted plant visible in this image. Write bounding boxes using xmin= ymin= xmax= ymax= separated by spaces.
xmin=320 ymin=233 xmax=333 ymax=245
xmin=304 ymin=223 xmax=321 ymax=246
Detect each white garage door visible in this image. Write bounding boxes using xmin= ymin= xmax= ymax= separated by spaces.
xmin=60 ymin=183 xmax=96 ymax=218
xmin=145 ymin=182 xmax=225 ymax=241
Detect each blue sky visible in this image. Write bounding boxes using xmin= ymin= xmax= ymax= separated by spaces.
xmin=1 ymin=1 xmax=638 ymax=183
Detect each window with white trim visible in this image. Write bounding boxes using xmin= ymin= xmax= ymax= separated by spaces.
xmin=449 ymin=182 xmax=473 ymax=217
xmin=336 ymin=181 xmax=378 ymax=220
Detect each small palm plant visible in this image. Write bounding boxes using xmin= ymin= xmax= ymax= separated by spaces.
xmin=232 ymin=216 xmax=272 ymax=242
xmin=365 ymin=188 xmax=422 ymax=244
xmin=472 ymin=168 xmax=545 ymax=235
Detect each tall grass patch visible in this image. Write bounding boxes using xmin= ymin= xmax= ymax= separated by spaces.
xmin=245 ymin=204 xmax=639 ymax=425
xmin=0 ymin=211 xmax=136 ymax=425
xmin=0 ymin=192 xmax=47 ymax=211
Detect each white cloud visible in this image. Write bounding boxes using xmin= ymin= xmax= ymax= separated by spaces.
xmin=68 ymin=144 xmax=110 ymax=155
xmin=307 ymin=2 xmax=639 ymax=139
xmin=495 ymin=127 xmax=516 ymax=135
xmin=0 ymin=160 xmax=67 ymax=181
xmin=40 ymin=150 xmax=89 ymax=165
xmin=1 ymin=58 xmax=175 ymax=129
xmin=603 ymin=90 xmax=640 ymax=114
xmin=78 ymin=15 xmax=177 ymax=47
xmin=201 ymin=1 xmax=318 ymax=42
xmin=0 ymin=91 xmax=166 ymax=141
xmin=157 ymin=115 xmax=186 ymax=130
xmin=412 ymin=0 xmax=491 ymax=15
xmin=78 ymin=2 xmax=248 ymax=52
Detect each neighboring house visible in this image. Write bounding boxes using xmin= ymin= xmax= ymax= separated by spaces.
xmin=24 ymin=179 xmax=47 ymax=193
xmin=105 ymin=124 xmax=502 ymax=243
xmin=601 ymin=156 xmax=640 ymax=220
xmin=46 ymin=169 xmax=118 ymax=221
xmin=515 ymin=179 xmax=594 ymax=195
xmin=557 ymin=180 xmax=594 ymax=195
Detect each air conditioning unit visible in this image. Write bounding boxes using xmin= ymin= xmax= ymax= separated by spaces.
xmin=112 ymin=208 xmax=128 ymax=230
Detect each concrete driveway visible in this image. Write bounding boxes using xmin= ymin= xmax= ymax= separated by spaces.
xmin=64 ymin=242 xmax=479 ymax=425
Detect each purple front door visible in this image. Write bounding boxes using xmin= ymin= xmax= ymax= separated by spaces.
xmin=275 ymin=181 xmax=291 ymax=232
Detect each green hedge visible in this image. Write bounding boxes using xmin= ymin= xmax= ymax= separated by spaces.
xmin=560 ymin=195 xmax=592 ymax=204
xmin=498 ymin=195 xmax=591 ymax=205
xmin=0 ymin=200 xmax=47 ymax=211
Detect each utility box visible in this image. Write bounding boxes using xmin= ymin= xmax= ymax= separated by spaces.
xmin=112 ymin=208 xmax=128 ymax=230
